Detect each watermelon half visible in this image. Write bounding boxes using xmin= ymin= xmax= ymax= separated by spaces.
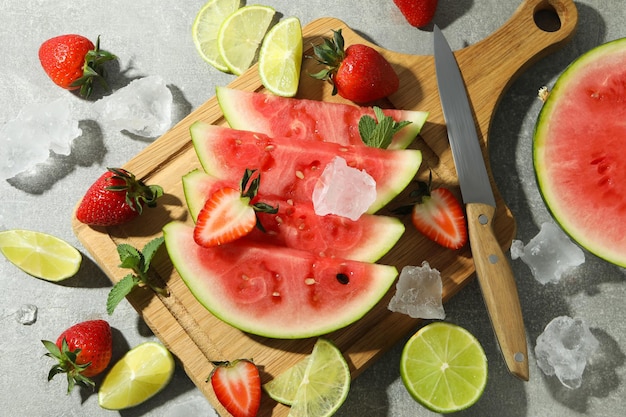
xmin=533 ymin=38 xmax=626 ymax=267
xmin=190 ymin=122 xmax=422 ymax=213
xmin=182 ymin=169 xmax=405 ymax=262
xmin=216 ymin=87 xmax=428 ymax=149
xmin=163 ymin=221 xmax=398 ymax=339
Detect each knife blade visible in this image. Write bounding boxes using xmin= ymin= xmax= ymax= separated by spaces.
xmin=433 ymin=25 xmax=529 ymax=381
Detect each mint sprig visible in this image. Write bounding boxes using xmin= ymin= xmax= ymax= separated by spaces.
xmin=107 ymin=236 xmax=168 ymax=314
xmin=359 ymin=106 xmax=412 ymax=149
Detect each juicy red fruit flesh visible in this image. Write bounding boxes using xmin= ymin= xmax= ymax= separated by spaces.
xmin=210 ymin=359 xmax=261 ymax=417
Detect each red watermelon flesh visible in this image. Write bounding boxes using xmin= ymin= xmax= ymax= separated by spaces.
xmin=534 ymin=38 xmax=626 ymax=267
xmin=190 ymin=122 xmax=422 ymax=213
xmin=216 ymin=87 xmax=428 ymax=150
xmin=182 ymin=169 xmax=405 ymax=262
xmin=163 ymin=221 xmax=398 ymax=339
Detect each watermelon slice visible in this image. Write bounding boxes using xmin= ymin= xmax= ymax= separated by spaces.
xmin=182 ymin=169 xmax=405 ymax=262
xmin=190 ymin=122 xmax=422 ymax=213
xmin=216 ymin=87 xmax=428 ymax=149
xmin=534 ymin=38 xmax=626 ymax=267
xmin=163 ymin=221 xmax=398 ymax=339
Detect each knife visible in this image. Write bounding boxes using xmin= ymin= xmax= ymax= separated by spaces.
xmin=433 ymin=25 xmax=529 ymax=381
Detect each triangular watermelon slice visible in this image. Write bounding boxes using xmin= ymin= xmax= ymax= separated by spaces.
xmin=182 ymin=169 xmax=405 ymax=262
xmin=216 ymin=87 xmax=428 ymax=149
xmin=190 ymin=122 xmax=422 ymax=213
xmin=163 ymin=221 xmax=398 ymax=339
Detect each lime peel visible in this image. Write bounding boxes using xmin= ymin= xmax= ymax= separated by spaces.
xmin=217 ymin=4 xmax=276 ymax=75
xmin=258 ymin=16 xmax=303 ymax=97
xmin=191 ymin=0 xmax=242 ymax=72
xmin=98 ymin=341 xmax=175 ymax=410
xmin=400 ymin=322 xmax=488 ymax=414
xmin=263 ymin=338 xmax=350 ymax=417
xmin=0 ymin=229 xmax=81 ymax=281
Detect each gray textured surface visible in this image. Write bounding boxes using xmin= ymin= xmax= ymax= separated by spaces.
xmin=1 ymin=1 xmax=625 ymax=416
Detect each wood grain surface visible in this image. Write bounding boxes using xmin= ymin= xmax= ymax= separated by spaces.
xmin=72 ymin=0 xmax=577 ymax=414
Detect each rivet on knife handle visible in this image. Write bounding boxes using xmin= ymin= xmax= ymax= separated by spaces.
xmin=467 ymin=203 xmax=529 ymax=381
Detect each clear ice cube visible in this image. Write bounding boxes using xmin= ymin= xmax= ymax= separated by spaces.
xmin=535 ymin=315 xmax=599 ymax=389
xmin=16 ymin=304 xmax=38 ymax=325
xmin=0 ymin=98 xmax=82 ymax=179
xmin=388 ymin=261 xmax=445 ymax=320
xmin=511 ymin=222 xmax=585 ymax=284
xmin=312 ymin=156 xmax=376 ymax=221
xmin=93 ymin=75 xmax=172 ymax=138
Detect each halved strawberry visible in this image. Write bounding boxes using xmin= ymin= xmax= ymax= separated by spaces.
xmin=193 ymin=169 xmax=276 ymax=247
xmin=397 ymin=173 xmax=468 ymax=250
xmin=208 ymin=359 xmax=261 ymax=417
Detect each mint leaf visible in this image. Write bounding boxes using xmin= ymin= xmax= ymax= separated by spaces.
xmin=359 ymin=106 xmax=412 ymax=149
xmin=141 ymin=236 xmax=164 ymax=273
xmin=108 ymin=236 xmax=168 ymax=315
xmin=107 ymin=274 xmax=140 ymax=315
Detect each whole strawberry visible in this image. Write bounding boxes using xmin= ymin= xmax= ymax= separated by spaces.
xmin=393 ymin=0 xmax=439 ymax=28
xmin=311 ymin=29 xmax=399 ymax=103
xmin=38 ymin=34 xmax=116 ymax=98
xmin=76 ymin=167 xmax=163 ymax=227
xmin=42 ymin=319 xmax=113 ymax=393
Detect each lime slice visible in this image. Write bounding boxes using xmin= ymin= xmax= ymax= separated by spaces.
xmin=263 ymin=353 xmax=309 ymax=405
xmin=191 ymin=0 xmax=242 ymax=72
xmin=0 ymin=229 xmax=81 ymax=281
xmin=400 ymin=322 xmax=488 ymax=414
xmin=286 ymin=338 xmax=350 ymax=417
xmin=98 ymin=341 xmax=175 ymax=410
xmin=217 ymin=4 xmax=275 ymax=75
xmin=258 ymin=17 xmax=303 ymax=97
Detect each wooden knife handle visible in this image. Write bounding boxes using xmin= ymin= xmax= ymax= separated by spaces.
xmin=466 ymin=203 xmax=529 ymax=381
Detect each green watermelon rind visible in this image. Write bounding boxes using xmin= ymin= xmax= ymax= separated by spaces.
xmin=216 ymin=86 xmax=429 ymax=150
xmin=190 ymin=121 xmax=423 ymax=214
xmin=181 ymin=169 xmax=406 ymax=263
xmin=163 ymin=221 xmax=398 ymax=339
xmin=533 ymin=37 xmax=626 ymax=267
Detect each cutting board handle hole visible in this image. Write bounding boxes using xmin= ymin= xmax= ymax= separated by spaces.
xmin=533 ymin=7 xmax=561 ymax=32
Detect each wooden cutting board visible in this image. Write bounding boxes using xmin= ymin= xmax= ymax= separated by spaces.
xmin=72 ymin=0 xmax=577 ymax=414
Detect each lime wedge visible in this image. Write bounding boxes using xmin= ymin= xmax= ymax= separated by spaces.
xmin=279 ymin=338 xmax=350 ymax=417
xmin=217 ymin=4 xmax=275 ymax=75
xmin=258 ymin=17 xmax=303 ymax=97
xmin=263 ymin=353 xmax=309 ymax=405
xmin=0 ymin=229 xmax=81 ymax=282
xmin=400 ymin=322 xmax=488 ymax=414
xmin=191 ymin=0 xmax=242 ymax=72
xmin=98 ymin=341 xmax=175 ymax=410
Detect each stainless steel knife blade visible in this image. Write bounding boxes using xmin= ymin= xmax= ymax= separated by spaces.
xmin=433 ymin=25 xmax=529 ymax=381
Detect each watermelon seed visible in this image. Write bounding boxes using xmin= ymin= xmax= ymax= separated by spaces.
xmin=305 ymin=278 xmax=316 ymax=285
xmin=295 ymin=170 xmax=305 ymax=179
xmin=272 ymin=291 xmax=280 ymax=297
xmin=265 ymin=145 xmax=275 ymax=151
xmin=336 ymin=273 xmax=349 ymax=285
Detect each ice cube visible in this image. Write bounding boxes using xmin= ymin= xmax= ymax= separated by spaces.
xmin=16 ymin=304 xmax=38 ymax=325
xmin=312 ymin=156 xmax=376 ymax=221
xmin=93 ymin=75 xmax=172 ymax=138
xmin=535 ymin=316 xmax=599 ymax=389
xmin=0 ymin=98 xmax=82 ymax=179
xmin=510 ymin=222 xmax=585 ymax=284
xmin=388 ymin=261 xmax=445 ymax=320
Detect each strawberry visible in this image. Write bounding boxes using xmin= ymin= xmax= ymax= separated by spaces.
xmin=397 ymin=174 xmax=467 ymax=249
xmin=42 ymin=319 xmax=113 ymax=393
xmin=393 ymin=0 xmax=439 ymax=28
xmin=194 ymin=169 xmax=277 ymax=247
xmin=76 ymin=167 xmax=163 ymax=227
xmin=208 ymin=359 xmax=261 ymax=417
xmin=38 ymin=34 xmax=116 ymax=98
xmin=310 ymin=29 xmax=399 ymax=103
